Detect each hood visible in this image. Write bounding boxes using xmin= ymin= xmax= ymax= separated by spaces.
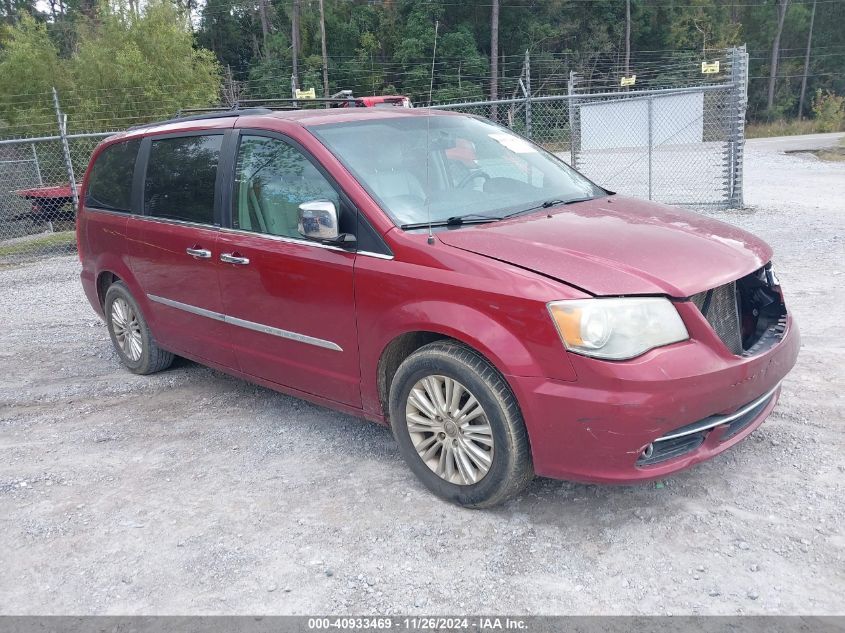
xmin=437 ymin=196 xmax=772 ymax=297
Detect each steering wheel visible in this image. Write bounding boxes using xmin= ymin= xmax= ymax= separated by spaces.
xmin=458 ymin=170 xmax=491 ymax=189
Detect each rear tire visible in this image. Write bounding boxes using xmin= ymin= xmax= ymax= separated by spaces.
xmin=104 ymin=281 xmax=173 ymax=375
xmin=389 ymin=341 xmax=533 ymax=508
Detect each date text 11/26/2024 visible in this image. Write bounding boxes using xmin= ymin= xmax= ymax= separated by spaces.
xmin=307 ymin=617 xmax=528 ymax=630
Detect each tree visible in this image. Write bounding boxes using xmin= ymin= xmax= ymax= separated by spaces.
xmin=0 ymin=15 xmax=67 ymax=135
xmin=625 ymin=0 xmax=631 ymax=76
xmin=197 ymin=0 xmax=259 ymax=75
xmin=3 ymin=0 xmax=843 ymax=133
xmin=257 ymin=0 xmax=272 ymax=46
xmin=67 ymin=1 xmax=220 ymax=130
xmin=4 ymin=0 xmax=16 ymax=25
xmin=767 ymin=0 xmax=790 ymax=111
xmin=797 ymin=0 xmax=816 ymax=118
xmin=318 ymin=0 xmax=328 ymax=98
xmin=291 ymin=0 xmax=300 ymax=89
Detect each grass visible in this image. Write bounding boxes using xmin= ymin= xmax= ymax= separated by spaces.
xmin=746 ymin=118 xmax=843 ymax=139
xmin=0 ymin=230 xmax=76 ymax=258
xmin=815 ymin=136 xmax=845 ymax=162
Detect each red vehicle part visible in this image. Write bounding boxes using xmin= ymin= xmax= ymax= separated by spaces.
xmin=338 ymin=95 xmax=412 ymax=108
xmin=15 ymin=185 xmax=74 ymax=222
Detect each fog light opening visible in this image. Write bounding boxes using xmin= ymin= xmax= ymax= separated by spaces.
xmin=641 ymin=443 xmax=654 ymax=460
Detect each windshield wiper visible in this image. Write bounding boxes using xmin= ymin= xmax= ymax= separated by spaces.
xmin=445 ymin=213 xmax=502 ymax=225
xmin=401 ymin=214 xmax=499 ymax=230
xmin=400 ymin=197 xmax=599 ymax=230
xmin=503 ymin=196 xmax=597 ymax=220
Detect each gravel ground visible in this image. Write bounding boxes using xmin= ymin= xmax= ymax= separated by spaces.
xmin=1 ymin=140 xmax=843 ymax=615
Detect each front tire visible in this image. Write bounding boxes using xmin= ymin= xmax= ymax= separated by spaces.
xmin=389 ymin=341 xmax=533 ymax=508
xmin=104 ymin=281 xmax=174 ymax=375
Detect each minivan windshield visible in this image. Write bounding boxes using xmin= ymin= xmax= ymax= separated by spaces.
xmin=311 ymin=114 xmax=605 ymax=228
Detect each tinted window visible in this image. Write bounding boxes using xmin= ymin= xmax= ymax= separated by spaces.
xmin=144 ymin=135 xmax=222 ymax=224
xmin=234 ymin=135 xmax=339 ymax=238
xmin=85 ymin=139 xmax=140 ymax=212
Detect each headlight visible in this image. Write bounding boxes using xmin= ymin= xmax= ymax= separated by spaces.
xmin=547 ymin=297 xmax=689 ymax=360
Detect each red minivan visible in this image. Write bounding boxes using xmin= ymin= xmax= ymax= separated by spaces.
xmin=77 ymin=107 xmax=799 ymax=507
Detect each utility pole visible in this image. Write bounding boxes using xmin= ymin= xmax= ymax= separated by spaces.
xmin=625 ymin=0 xmax=631 ymax=77
xmin=798 ymin=0 xmax=816 ymax=119
xmin=490 ymin=0 xmax=499 ymax=122
xmin=291 ymin=0 xmax=301 ymax=90
xmin=319 ymin=0 xmax=329 ymax=103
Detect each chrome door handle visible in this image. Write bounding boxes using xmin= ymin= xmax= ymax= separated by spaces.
xmin=220 ymin=253 xmax=250 ymax=265
xmin=186 ymin=247 xmax=211 ymax=259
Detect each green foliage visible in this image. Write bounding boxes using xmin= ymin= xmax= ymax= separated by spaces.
xmin=0 ymin=1 xmax=220 ymax=135
xmin=0 ymin=15 xmax=66 ymax=135
xmin=197 ymin=0 xmax=258 ymax=72
xmin=2 ymin=0 xmax=845 ymax=134
xmin=665 ymin=0 xmax=740 ymax=50
xmin=812 ymin=90 xmax=845 ymax=132
xmin=746 ymin=117 xmax=828 ymax=138
xmin=247 ymin=32 xmax=294 ymax=99
xmin=67 ymin=1 xmax=220 ymax=130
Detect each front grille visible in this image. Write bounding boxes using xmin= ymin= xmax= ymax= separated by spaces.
xmin=692 ymin=282 xmax=743 ymax=354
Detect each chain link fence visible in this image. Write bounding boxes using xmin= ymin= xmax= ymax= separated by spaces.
xmin=0 ymin=47 xmax=747 ymax=264
xmin=432 ymin=46 xmax=748 ymax=209
xmin=0 ymin=85 xmax=111 ymax=263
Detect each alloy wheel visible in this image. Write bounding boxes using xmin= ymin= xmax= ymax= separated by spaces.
xmin=405 ymin=375 xmax=494 ymax=486
xmin=111 ymin=297 xmax=143 ymax=362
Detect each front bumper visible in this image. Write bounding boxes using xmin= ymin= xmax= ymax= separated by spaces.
xmin=508 ymin=314 xmax=800 ymax=483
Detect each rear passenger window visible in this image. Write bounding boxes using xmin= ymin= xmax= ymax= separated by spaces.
xmin=144 ymin=135 xmax=222 ymax=224
xmin=85 ymin=139 xmax=140 ymax=212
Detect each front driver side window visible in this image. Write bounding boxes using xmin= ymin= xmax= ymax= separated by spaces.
xmin=234 ymin=135 xmax=340 ymax=239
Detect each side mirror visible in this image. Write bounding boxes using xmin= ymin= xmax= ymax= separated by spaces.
xmin=298 ymin=200 xmax=339 ymax=241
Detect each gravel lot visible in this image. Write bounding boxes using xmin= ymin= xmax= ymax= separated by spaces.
xmin=1 ymin=138 xmax=843 ymax=615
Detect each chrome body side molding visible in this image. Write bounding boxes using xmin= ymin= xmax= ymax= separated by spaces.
xmin=147 ymin=294 xmax=343 ymax=352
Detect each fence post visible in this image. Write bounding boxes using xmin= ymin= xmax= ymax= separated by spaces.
xmin=727 ymin=45 xmax=747 ymax=209
xmin=647 ymin=96 xmax=653 ymax=200
xmin=567 ymin=71 xmax=577 ymax=168
xmin=52 ymin=87 xmax=78 ymax=208
xmin=524 ymin=49 xmax=532 ymax=140
xmin=31 ymin=143 xmax=43 ymax=186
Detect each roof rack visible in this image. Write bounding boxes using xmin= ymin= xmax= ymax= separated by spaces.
xmin=128 ymin=107 xmax=274 ymax=131
xmin=177 ymin=97 xmax=367 ymax=116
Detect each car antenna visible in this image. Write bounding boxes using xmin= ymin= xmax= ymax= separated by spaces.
xmin=425 ymin=20 xmax=439 ymax=246
xmin=425 ymin=112 xmax=434 ymax=245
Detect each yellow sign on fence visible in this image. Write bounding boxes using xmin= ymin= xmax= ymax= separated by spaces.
xmin=701 ymin=61 xmax=720 ymax=74
xmin=620 ymin=75 xmax=636 ymax=87
xmin=295 ymin=88 xmax=316 ymax=99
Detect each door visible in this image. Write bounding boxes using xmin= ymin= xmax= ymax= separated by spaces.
xmin=216 ymin=132 xmax=361 ymax=407
xmin=128 ymin=132 xmax=236 ymax=368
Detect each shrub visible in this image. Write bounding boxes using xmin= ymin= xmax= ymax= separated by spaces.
xmin=812 ymin=90 xmax=845 ymax=133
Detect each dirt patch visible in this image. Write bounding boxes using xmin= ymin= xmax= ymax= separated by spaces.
xmin=814 ymin=146 xmax=845 ymax=162
xmin=785 ymin=137 xmax=845 ymax=162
